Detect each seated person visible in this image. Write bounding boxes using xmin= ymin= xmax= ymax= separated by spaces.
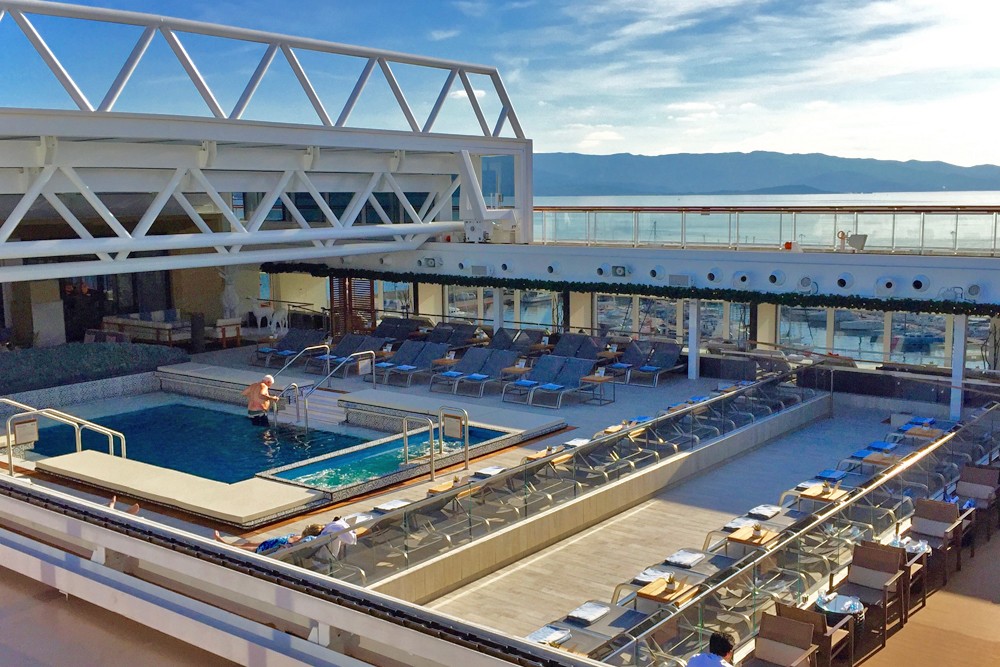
xmin=215 ymin=524 xmax=323 ymax=554
xmin=320 ymin=516 xmax=358 ymax=558
xmin=688 ymin=631 xmax=735 ymax=667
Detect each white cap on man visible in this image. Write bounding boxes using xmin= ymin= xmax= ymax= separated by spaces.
xmin=262 ymin=375 xmax=274 ymax=386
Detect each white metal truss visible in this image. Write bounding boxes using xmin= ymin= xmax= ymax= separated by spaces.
xmin=0 ymin=0 xmax=524 ymax=138
xmin=0 ymin=0 xmax=534 ymax=282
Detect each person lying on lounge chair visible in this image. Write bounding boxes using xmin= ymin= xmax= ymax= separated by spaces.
xmin=215 ymin=524 xmax=324 ymax=554
xmin=107 ymin=495 xmax=140 ymax=515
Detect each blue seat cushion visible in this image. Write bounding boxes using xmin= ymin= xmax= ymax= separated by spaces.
xmin=258 ymin=347 xmax=277 ymax=354
xmin=514 ymin=379 xmax=538 ymax=387
xmin=909 ymin=416 xmax=935 ymax=425
xmin=276 ymin=350 xmax=297 ymax=357
xmin=639 ymin=365 xmax=660 ymax=372
xmin=439 ymin=370 xmax=463 ymax=378
xmin=539 ymin=383 xmax=564 ymax=391
xmin=315 ymin=354 xmax=336 ymax=361
xmin=689 ymin=395 xmax=710 ymax=402
xmin=374 ymin=362 xmax=394 ymax=368
xmin=395 ymin=364 xmax=417 ymax=372
xmin=815 ymin=469 xmax=847 ymax=482
xmin=610 ymin=362 xmax=632 ymax=369
xmin=850 ymin=449 xmax=873 ymax=459
xmin=466 ymin=373 xmax=488 ymax=381
xmin=867 ymin=441 xmax=898 ymax=452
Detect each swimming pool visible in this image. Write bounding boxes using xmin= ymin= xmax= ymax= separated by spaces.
xmin=32 ymin=403 xmax=366 ymax=483
xmin=269 ymin=425 xmax=508 ymax=491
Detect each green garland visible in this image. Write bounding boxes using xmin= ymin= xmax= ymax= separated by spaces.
xmin=261 ymin=261 xmax=1000 ymax=317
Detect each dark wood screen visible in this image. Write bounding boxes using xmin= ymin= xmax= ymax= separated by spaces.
xmin=329 ymin=277 xmax=376 ymax=337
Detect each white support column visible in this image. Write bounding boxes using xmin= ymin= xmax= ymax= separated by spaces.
xmin=825 ymin=309 xmax=836 ymax=353
xmin=688 ymin=299 xmax=700 ymax=380
xmin=676 ymin=300 xmax=685 ymax=344
xmin=950 ymin=314 xmax=967 ymax=420
xmin=721 ymin=302 xmax=731 ymax=341
xmin=882 ymin=312 xmax=893 ymax=362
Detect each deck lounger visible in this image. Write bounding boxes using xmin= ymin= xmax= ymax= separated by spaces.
xmin=607 ymin=341 xmax=648 ymax=383
xmin=455 ymin=349 xmax=520 ymax=398
xmin=421 ymin=323 xmax=455 ymax=344
xmin=628 ymin=342 xmax=682 ymax=386
xmin=486 ymin=328 xmax=516 ymax=350
xmin=502 ymin=354 xmax=567 ymax=404
xmin=253 ymin=328 xmax=328 ymax=367
xmin=574 ymin=336 xmax=602 ymax=360
xmin=444 ymin=323 xmax=481 ymax=351
xmin=549 ymin=332 xmax=588 ymax=358
xmin=510 ymin=329 xmax=545 ymax=356
xmin=304 ymin=333 xmax=364 ymax=373
xmin=384 ymin=342 xmax=450 ymax=386
xmin=372 ymin=339 xmax=425 ymax=383
xmin=429 ymin=346 xmax=491 ymax=394
xmin=327 ymin=336 xmax=388 ymax=377
xmin=529 ymin=357 xmax=596 ymax=408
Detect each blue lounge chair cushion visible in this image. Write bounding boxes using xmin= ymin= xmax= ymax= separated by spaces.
xmin=539 ymin=383 xmax=564 ymax=391
xmin=909 ymin=416 xmax=935 ymax=425
xmin=315 ymin=354 xmax=336 ymax=361
xmin=374 ymin=362 xmax=394 ymax=368
xmin=867 ymin=441 xmax=898 ymax=452
xmin=514 ymin=379 xmax=538 ymax=387
xmin=258 ymin=347 xmax=277 ymax=354
xmin=439 ymin=370 xmax=463 ymax=378
xmin=610 ymin=362 xmax=632 ymax=369
xmin=851 ymin=449 xmax=873 ymax=459
xmin=690 ymin=395 xmax=710 ymax=402
xmin=639 ymin=365 xmax=660 ymax=372
xmin=276 ymin=350 xmax=297 ymax=357
xmin=395 ymin=364 xmax=417 ymax=371
xmin=633 ymin=415 xmax=652 ymax=422
xmin=816 ymin=469 xmax=847 ymax=482
xmin=466 ymin=373 xmax=489 ymax=381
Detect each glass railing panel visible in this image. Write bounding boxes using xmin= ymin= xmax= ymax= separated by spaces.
xmin=793 ymin=212 xmax=837 ymax=248
xmin=856 ymin=213 xmax=892 ymax=249
xmin=890 ymin=213 xmax=922 ymax=250
xmin=957 ymin=213 xmax=994 ymax=252
xmin=736 ymin=212 xmax=782 ymax=247
xmin=637 ymin=211 xmax=682 ymax=245
xmin=532 ymin=211 xmax=547 ymax=242
xmin=685 ymin=212 xmax=731 ymax=246
xmin=594 ymin=211 xmax=635 ymax=244
xmin=921 ymin=213 xmax=958 ymax=251
xmin=551 ymin=210 xmax=589 ymax=243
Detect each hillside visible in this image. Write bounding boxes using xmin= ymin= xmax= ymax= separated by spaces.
xmin=482 ymin=151 xmax=1000 ymax=196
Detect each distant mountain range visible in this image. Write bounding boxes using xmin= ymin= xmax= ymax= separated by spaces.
xmin=482 ymin=151 xmax=1000 ymax=196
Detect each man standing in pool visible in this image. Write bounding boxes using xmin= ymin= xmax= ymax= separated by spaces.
xmin=242 ymin=374 xmax=278 ymax=426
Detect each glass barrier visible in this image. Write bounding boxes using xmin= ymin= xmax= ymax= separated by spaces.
xmin=598 ymin=401 xmax=1000 ymax=665
xmin=275 ymin=362 xmax=828 ymax=584
xmin=532 ymin=207 xmax=1000 ymax=255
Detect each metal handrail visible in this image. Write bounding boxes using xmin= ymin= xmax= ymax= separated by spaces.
xmin=1 ymin=399 xmax=128 ymax=476
xmin=270 ymin=383 xmax=300 ymax=427
xmin=612 ymin=402 xmax=1000 ymax=664
xmin=305 ymin=349 xmax=378 ymax=397
xmin=273 ymin=343 xmax=330 ymax=379
xmin=402 ymin=416 xmax=438 ymax=474
xmin=437 ymin=406 xmax=471 ymax=472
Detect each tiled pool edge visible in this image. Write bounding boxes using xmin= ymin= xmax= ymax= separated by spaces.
xmin=1 ymin=372 xmax=160 ymax=417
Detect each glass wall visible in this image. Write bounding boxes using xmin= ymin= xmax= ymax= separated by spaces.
xmin=380 ymin=281 xmax=411 ymax=318
xmin=832 ymin=309 xmax=884 ymax=363
xmin=729 ymin=302 xmax=751 ymax=342
xmin=779 ymin=307 xmax=828 ymax=353
xmin=483 ymin=288 xmax=518 ymax=330
xmin=967 ymin=316 xmax=993 ymax=369
xmin=888 ymin=312 xmax=947 ymax=366
xmin=596 ymin=294 xmax=632 ymax=336
xmin=445 ymin=285 xmax=478 ymax=322
xmin=638 ymin=297 xmax=680 ymax=340
xmin=518 ymin=290 xmax=559 ymax=330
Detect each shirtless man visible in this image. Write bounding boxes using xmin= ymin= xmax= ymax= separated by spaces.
xmin=242 ymin=374 xmax=277 ymax=426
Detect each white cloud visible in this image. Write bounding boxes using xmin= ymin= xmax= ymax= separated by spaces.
xmin=429 ymin=29 xmax=460 ymax=41
xmin=449 ymin=88 xmax=487 ymax=100
xmin=577 ymin=126 xmax=625 ymax=150
xmin=453 ymin=0 xmax=489 ymax=18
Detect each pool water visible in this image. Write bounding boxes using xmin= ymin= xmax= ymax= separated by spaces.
xmin=33 ymin=403 xmax=366 ymax=483
xmin=272 ymin=425 xmax=507 ymax=491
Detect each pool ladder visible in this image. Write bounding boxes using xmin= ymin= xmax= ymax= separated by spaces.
xmin=401 ymin=407 xmax=470 ymax=481
xmin=1 ymin=398 xmax=127 ymax=476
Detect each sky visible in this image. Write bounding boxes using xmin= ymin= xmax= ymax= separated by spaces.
xmin=3 ymin=0 xmax=999 ymax=166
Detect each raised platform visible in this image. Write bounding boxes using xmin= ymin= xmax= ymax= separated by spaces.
xmin=35 ymin=450 xmax=328 ymax=528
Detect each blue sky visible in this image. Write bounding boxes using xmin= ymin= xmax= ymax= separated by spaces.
xmin=3 ymin=0 xmax=998 ymax=166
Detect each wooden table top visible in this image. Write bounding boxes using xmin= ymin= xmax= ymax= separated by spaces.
xmin=526 ymin=446 xmax=564 ymax=461
xmin=863 ymin=452 xmax=902 ymax=467
xmin=530 ymin=343 xmax=554 ymax=351
xmin=905 ymin=426 xmax=945 ymax=439
xmin=597 ymin=350 xmax=623 ymax=359
xmin=799 ymin=485 xmax=850 ymax=502
xmin=502 ymin=365 xmax=532 ymax=375
xmin=727 ymin=524 xmax=781 ymax=547
xmin=426 ymin=480 xmax=459 ymax=495
xmin=581 ymin=374 xmax=613 ymax=384
xmin=637 ymin=578 xmax=698 ymax=605
xmin=432 ymin=357 xmax=460 ymax=366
